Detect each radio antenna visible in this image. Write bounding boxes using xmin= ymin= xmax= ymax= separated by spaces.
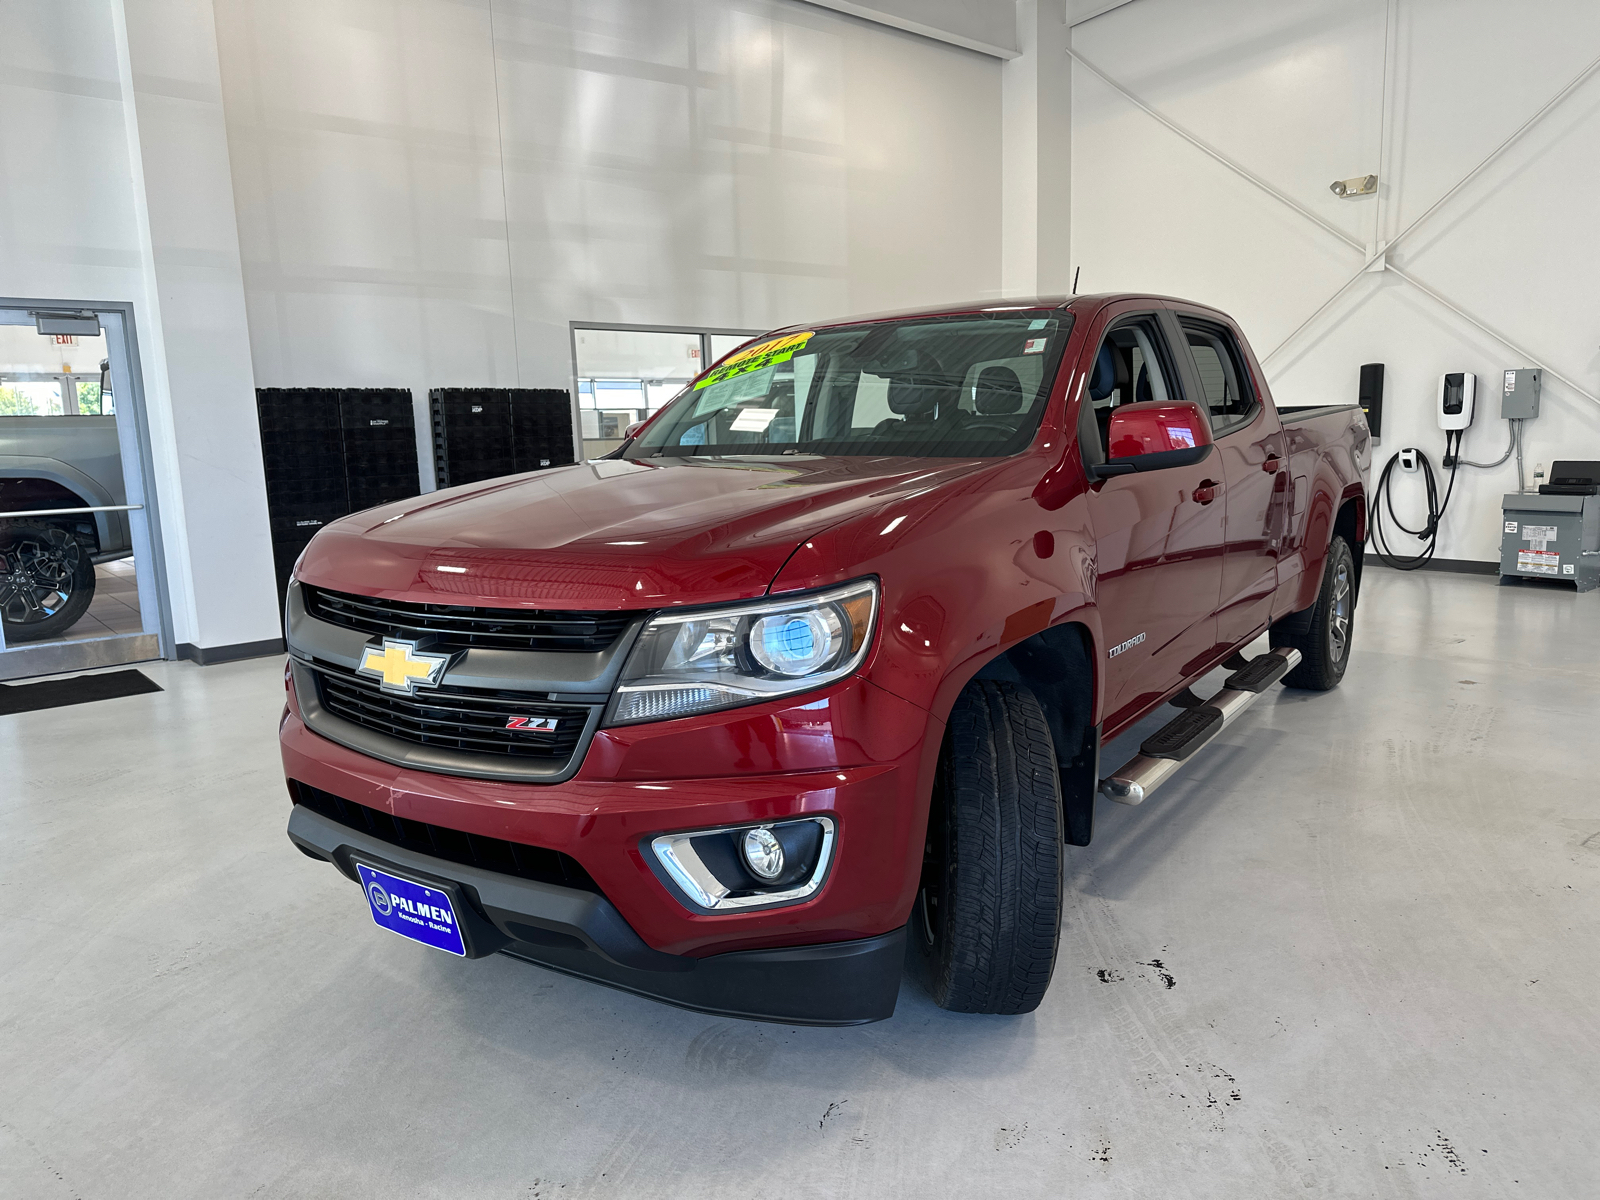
xmin=1072 ymin=267 xmax=1080 ymax=295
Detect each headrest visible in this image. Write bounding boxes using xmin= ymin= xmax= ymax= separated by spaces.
xmin=886 ymin=350 xmax=952 ymax=418
xmin=1089 ymin=343 xmax=1117 ymax=402
xmin=887 ymin=375 xmax=940 ymax=417
xmin=974 ymin=366 xmax=1024 ymax=415
xmin=1135 ymin=364 xmax=1153 ymax=405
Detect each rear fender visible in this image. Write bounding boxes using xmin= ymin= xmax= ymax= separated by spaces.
xmin=1286 ymin=489 xmax=1365 ymax=620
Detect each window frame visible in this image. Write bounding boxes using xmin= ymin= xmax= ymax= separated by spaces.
xmin=1175 ymin=314 xmax=1260 ymax=438
xmin=1076 ymin=311 xmax=1194 ymax=470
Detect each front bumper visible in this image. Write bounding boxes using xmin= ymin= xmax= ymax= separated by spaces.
xmin=289 ymin=803 xmax=906 ymax=1025
xmin=281 ymin=662 xmax=938 ymax=1023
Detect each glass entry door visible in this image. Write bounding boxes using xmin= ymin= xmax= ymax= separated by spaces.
xmin=0 ymin=303 xmax=171 ymax=680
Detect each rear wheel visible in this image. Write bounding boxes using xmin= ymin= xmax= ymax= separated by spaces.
xmin=1271 ymin=535 xmax=1355 ymax=690
xmin=916 ymin=679 xmax=1063 ymax=1015
xmin=0 ymin=520 xmax=96 ymax=643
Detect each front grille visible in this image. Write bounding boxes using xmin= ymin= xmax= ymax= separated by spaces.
xmin=310 ymin=658 xmax=592 ymax=761
xmin=303 ymin=585 xmax=634 ymax=653
xmin=292 ymin=781 xmax=600 ymax=892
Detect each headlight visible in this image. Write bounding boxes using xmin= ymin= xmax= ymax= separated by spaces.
xmin=608 ymin=578 xmax=878 ymax=725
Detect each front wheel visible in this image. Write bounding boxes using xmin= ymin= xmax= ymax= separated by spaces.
xmin=0 ymin=521 xmax=96 ymax=643
xmin=916 ymin=679 xmax=1063 ymax=1015
xmin=1270 ymin=534 xmax=1355 ymax=690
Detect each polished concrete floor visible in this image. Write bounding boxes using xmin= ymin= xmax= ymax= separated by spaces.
xmin=3 ymin=567 xmax=1597 ymax=1198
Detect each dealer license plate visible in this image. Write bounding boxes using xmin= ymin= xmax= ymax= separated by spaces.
xmin=355 ymin=863 xmax=467 ymax=956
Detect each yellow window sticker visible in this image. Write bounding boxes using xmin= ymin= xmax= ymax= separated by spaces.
xmin=695 ymin=332 xmax=813 ymax=389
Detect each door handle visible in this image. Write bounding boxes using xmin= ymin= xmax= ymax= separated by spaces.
xmin=1263 ymin=455 xmax=1283 ymax=474
xmin=1193 ymin=480 xmax=1220 ymax=505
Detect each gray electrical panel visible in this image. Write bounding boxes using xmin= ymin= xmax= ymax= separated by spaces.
xmin=1501 ymin=368 xmax=1541 ymax=419
xmin=1500 ymin=493 xmax=1598 ymax=591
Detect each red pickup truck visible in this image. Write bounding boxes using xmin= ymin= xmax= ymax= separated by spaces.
xmin=281 ymin=294 xmax=1370 ymax=1024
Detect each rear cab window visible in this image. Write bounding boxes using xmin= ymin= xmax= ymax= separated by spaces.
xmin=1178 ymin=317 xmax=1258 ymax=437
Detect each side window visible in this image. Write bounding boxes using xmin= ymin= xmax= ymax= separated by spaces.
xmin=1079 ymin=316 xmax=1180 ymax=464
xmin=1180 ymin=320 xmax=1257 ymax=436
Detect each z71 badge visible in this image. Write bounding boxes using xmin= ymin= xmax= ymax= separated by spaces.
xmin=506 ymin=716 xmax=560 ymax=732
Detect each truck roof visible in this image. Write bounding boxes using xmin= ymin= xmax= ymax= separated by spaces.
xmin=760 ymin=292 xmax=1229 ymax=339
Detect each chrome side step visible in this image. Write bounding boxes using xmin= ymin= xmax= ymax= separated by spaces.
xmin=1098 ymin=647 xmax=1301 ymax=806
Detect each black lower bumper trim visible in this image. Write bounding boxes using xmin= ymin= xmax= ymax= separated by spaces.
xmin=501 ymin=928 xmax=905 ymax=1027
xmin=287 ymin=804 xmax=905 ymax=1025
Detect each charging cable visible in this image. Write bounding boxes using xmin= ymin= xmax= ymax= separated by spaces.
xmin=1368 ymin=439 xmax=1462 ymax=570
xmin=1370 ymin=417 xmax=1530 ymax=568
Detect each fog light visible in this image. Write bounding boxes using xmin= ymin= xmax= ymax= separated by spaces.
xmin=741 ymin=827 xmax=785 ymax=880
xmin=649 ymin=816 xmax=835 ymax=911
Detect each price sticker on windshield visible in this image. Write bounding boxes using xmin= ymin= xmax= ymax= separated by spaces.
xmin=695 ymin=332 xmax=813 ymax=389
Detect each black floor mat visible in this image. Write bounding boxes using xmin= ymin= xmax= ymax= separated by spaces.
xmin=0 ymin=669 xmax=163 ymax=715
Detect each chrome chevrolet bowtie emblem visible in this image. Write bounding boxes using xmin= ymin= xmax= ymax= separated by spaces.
xmin=357 ymin=638 xmax=450 ymax=695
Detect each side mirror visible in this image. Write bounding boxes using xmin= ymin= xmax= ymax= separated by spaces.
xmin=1091 ymin=399 xmax=1214 ymax=478
xmin=623 ymin=420 xmax=646 ymax=440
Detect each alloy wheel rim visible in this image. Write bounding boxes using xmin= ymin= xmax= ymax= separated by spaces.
xmin=1329 ymin=561 xmax=1351 ymax=662
xmin=0 ymin=535 xmax=77 ymax=626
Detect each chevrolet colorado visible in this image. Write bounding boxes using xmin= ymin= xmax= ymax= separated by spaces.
xmin=281 ymin=294 xmax=1371 ymax=1024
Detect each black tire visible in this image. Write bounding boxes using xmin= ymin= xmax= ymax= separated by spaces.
xmin=1270 ymin=534 xmax=1355 ymax=690
xmin=0 ymin=520 xmax=96 ymax=643
xmin=916 ymin=679 xmax=1063 ymax=1015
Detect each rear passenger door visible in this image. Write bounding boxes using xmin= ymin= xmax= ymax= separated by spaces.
xmin=1079 ymin=307 xmax=1225 ymax=729
xmin=1175 ymin=313 xmax=1286 ymax=644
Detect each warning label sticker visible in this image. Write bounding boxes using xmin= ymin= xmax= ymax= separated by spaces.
xmin=1518 ymin=550 xmax=1560 ymax=576
xmin=695 ymin=332 xmax=813 ymax=389
xmin=1522 ymin=524 xmax=1558 ymax=551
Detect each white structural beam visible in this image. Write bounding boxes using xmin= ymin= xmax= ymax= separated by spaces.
xmin=110 ymin=0 xmax=280 ymax=653
xmin=1066 ymin=47 xmax=1364 ymax=256
xmin=1070 ymin=33 xmax=1600 ymax=409
xmin=1067 ymin=0 xmax=1140 ymax=27
xmin=799 ymin=0 xmax=1021 ymax=58
xmin=1003 ymin=0 xmax=1073 ymax=296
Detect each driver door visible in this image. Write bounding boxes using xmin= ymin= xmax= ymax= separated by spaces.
xmin=1078 ymin=309 xmax=1225 ymax=731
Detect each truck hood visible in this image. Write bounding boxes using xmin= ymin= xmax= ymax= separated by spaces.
xmin=296 ymin=455 xmax=995 ymax=610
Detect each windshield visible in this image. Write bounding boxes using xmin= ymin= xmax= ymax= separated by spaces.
xmin=626 ymin=310 xmax=1074 ymax=459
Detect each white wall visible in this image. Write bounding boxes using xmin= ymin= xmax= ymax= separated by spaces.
xmin=1070 ymin=0 xmax=1600 ymax=563
xmin=0 ymin=2 xmax=144 ymax=303
xmin=800 ymin=0 xmax=1020 ymax=57
xmin=213 ymin=0 xmax=1005 ymax=423
xmin=0 ymin=1 xmax=187 ymax=645
xmin=115 ymin=0 xmax=279 ymax=653
xmin=4 ymin=0 xmax=1005 ymax=658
